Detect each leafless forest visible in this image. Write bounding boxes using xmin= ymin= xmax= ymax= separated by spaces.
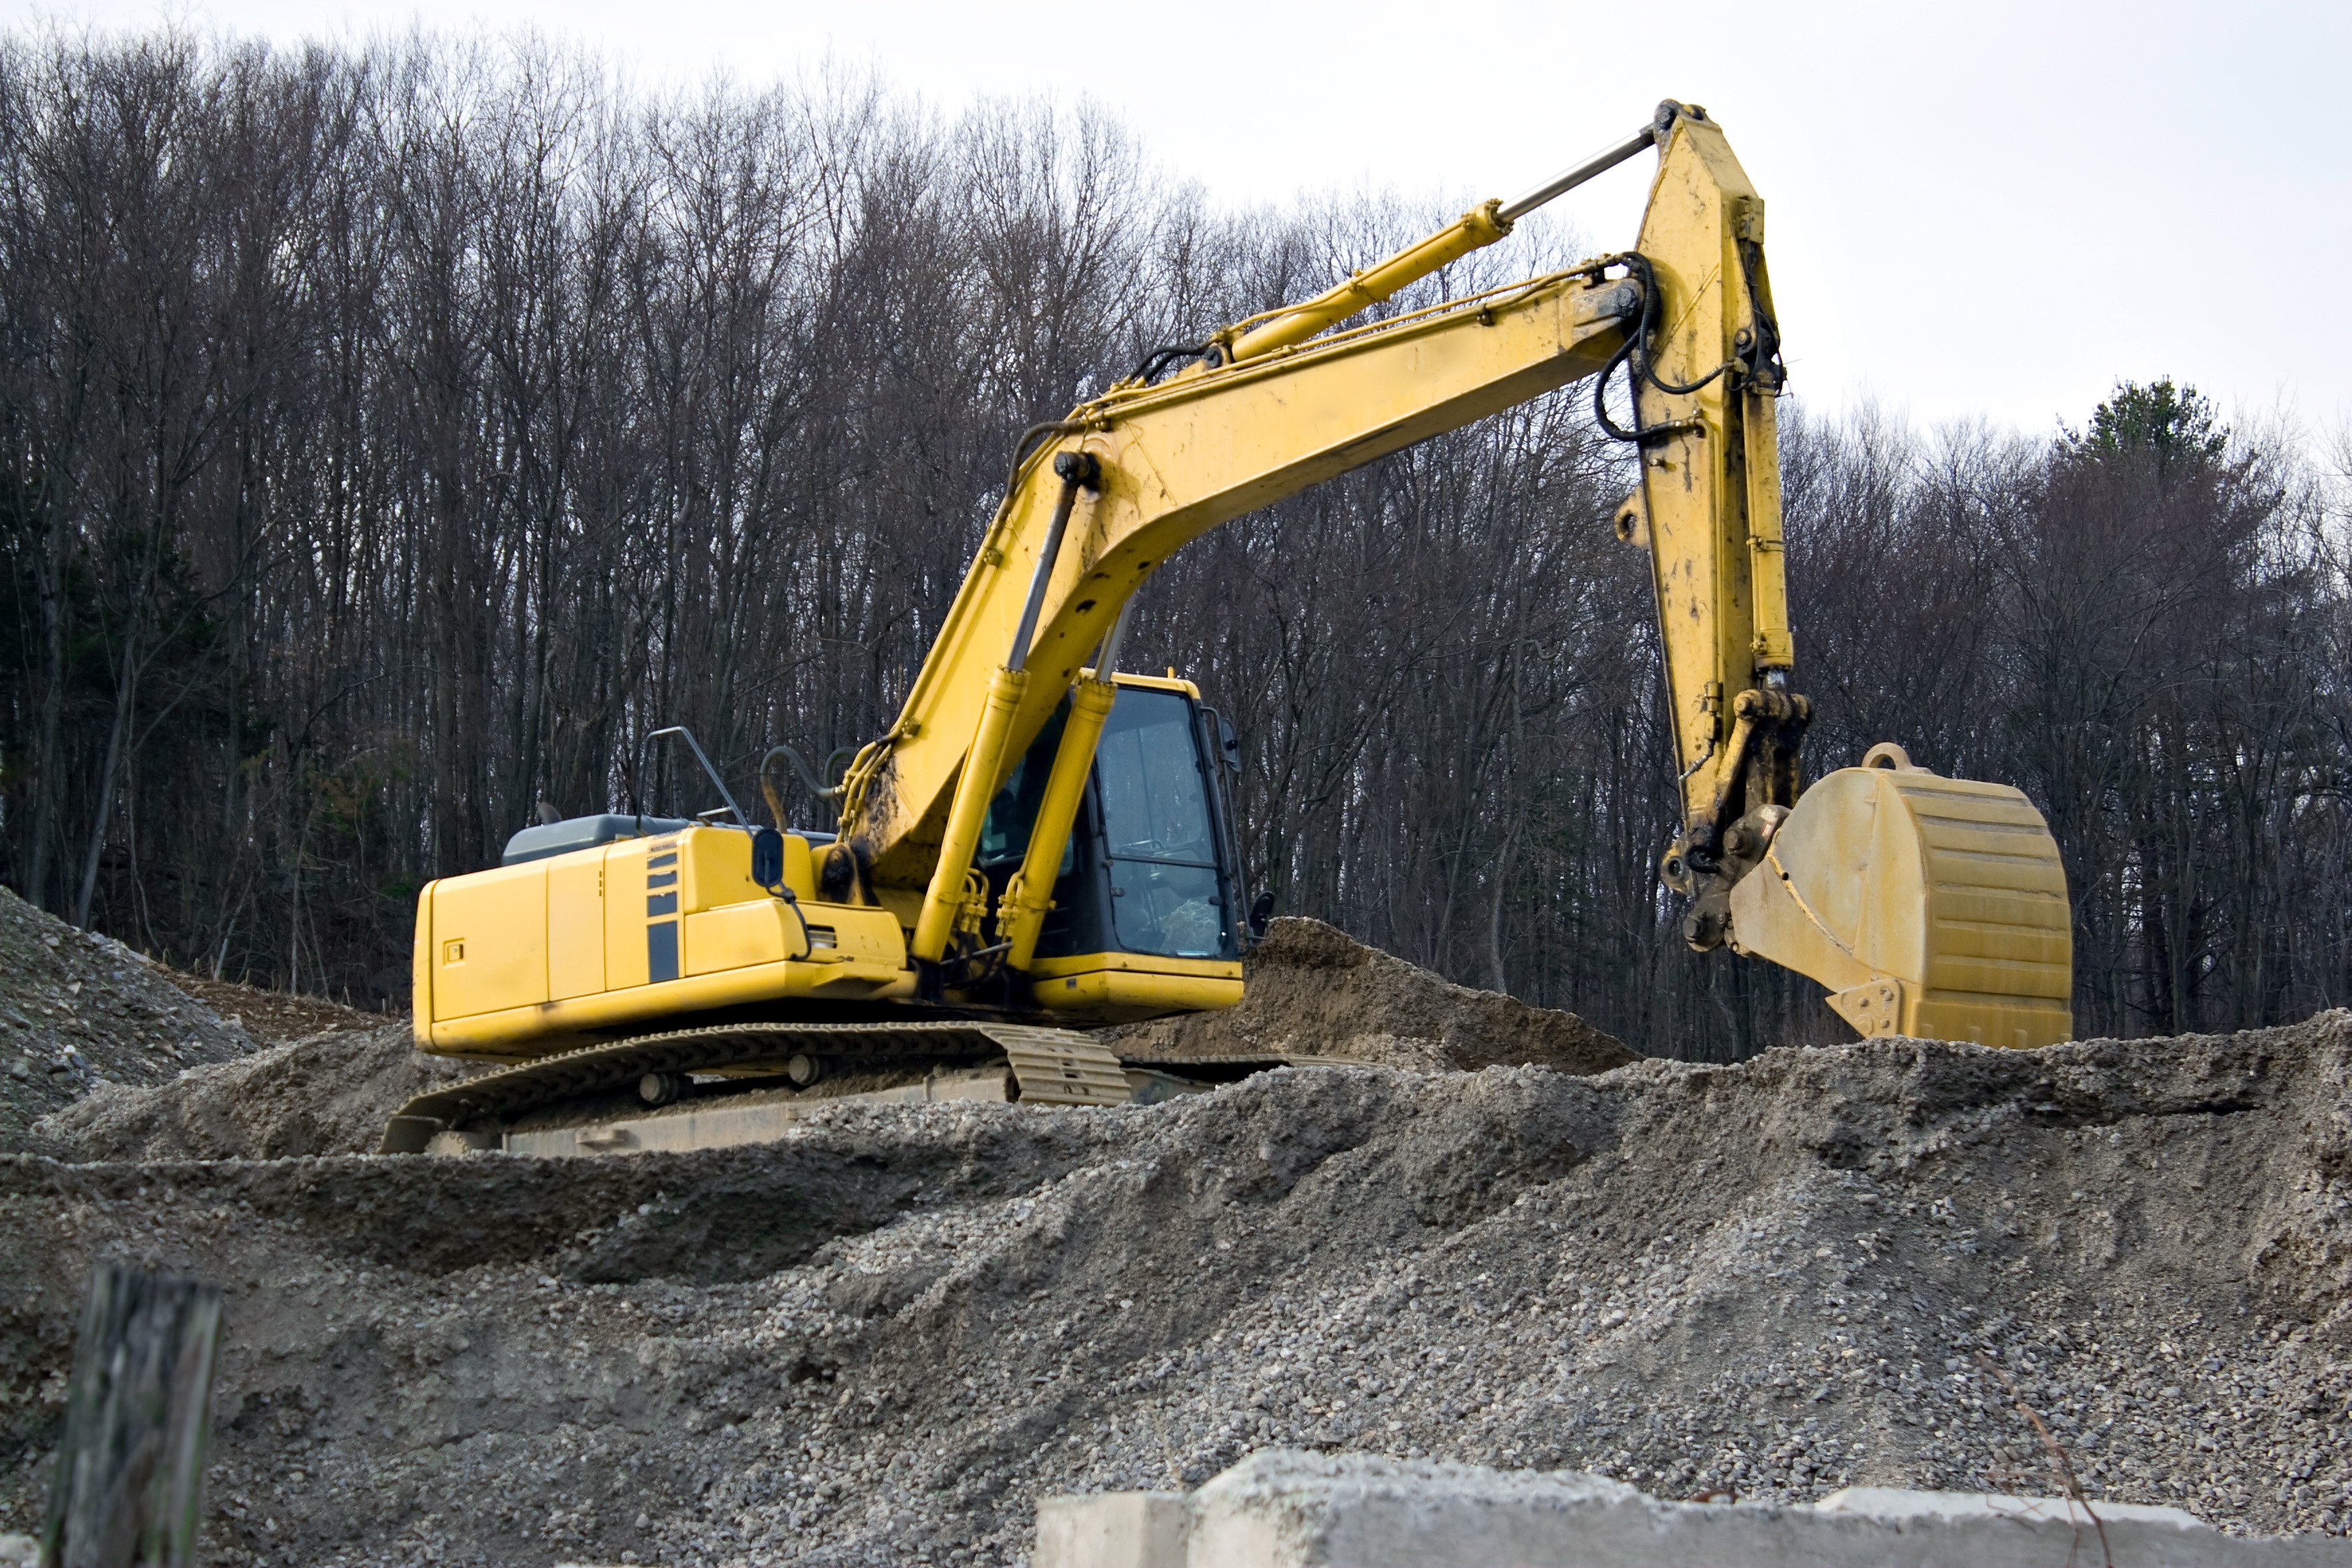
xmin=0 ymin=32 xmax=2345 ymax=1059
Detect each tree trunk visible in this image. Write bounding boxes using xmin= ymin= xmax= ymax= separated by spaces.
xmin=72 ymin=658 xmax=138 ymax=930
xmin=40 ymin=1263 xmax=224 ymax=1568
xmin=28 ymin=498 xmax=69 ymax=912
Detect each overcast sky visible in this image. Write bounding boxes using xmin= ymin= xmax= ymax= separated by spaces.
xmin=18 ymin=0 xmax=2351 ymax=442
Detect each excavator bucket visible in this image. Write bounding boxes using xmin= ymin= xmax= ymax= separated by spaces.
xmin=1726 ymin=745 xmax=2073 ymax=1048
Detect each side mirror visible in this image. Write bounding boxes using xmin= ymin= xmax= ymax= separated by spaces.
xmin=750 ymin=827 xmax=787 ymax=895
xmin=1247 ymin=889 xmax=1275 ymax=938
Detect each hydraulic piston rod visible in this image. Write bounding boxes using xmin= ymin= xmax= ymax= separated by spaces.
xmin=1497 ymin=114 xmax=1669 ymax=222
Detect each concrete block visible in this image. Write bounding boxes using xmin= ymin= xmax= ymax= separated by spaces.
xmin=1034 ymin=1491 xmax=1189 ymax=1568
xmin=1816 ymin=1483 xmax=2209 ymax=1528
xmin=1036 ymin=1449 xmax=2352 ymax=1568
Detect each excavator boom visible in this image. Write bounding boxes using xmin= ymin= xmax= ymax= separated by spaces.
xmin=844 ymin=259 xmax=1637 ymax=908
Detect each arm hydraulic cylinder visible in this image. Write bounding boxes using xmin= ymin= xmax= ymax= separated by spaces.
xmin=1218 ymin=113 xmax=1665 ymax=366
xmin=1222 ymin=201 xmax=1514 ymax=364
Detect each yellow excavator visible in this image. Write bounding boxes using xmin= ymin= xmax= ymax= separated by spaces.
xmin=384 ymin=101 xmax=2074 ymax=1157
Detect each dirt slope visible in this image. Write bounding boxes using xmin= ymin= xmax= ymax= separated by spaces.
xmin=1106 ymin=917 xmax=1633 ymax=1075
xmin=154 ymin=971 xmax=385 ymax=1045
xmin=3 ymin=1013 xmax=2349 ymax=1567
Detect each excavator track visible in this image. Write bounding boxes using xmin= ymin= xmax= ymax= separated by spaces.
xmin=379 ymin=1020 xmax=1130 ymax=1154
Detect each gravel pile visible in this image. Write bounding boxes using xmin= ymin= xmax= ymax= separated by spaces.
xmin=0 ymin=885 xmax=395 ymax=1162
xmin=158 ymin=971 xmax=389 ymax=1045
xmin=32 ymin=1023 xmax=458 ymax=1163
xmin=4 ymin=1007 xmax=2349 ymax=1566
xmin=0 ymin=888 xmax=268 ymax=1152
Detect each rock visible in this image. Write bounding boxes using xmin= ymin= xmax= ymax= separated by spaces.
xmin=0 ymin=888 xmax=268 ymax=1153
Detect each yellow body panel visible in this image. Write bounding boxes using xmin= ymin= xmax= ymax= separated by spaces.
xmin=1029 ymin=952 xmax=1244 ymax=1021
xmin=414 ymin=825 xmax=913 ymax=1056
xmin=679 ymin=828 xmax=771 ymax=912
xmin=785 ymin=903 xmax=906 ymax=969
xmin=547 ymin=854 xmax=605 ymax=999
xmin=428 ymin=861 xmax=549 ymax=1018
xmin=410 ymin=887 xmax=435 ymax=1026
xmin=683 ymin=901 xmax=795 ymax=977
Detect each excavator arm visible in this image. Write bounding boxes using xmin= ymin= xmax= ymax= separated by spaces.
xmin=838 ymin=101 xmax=2075 ymax=1048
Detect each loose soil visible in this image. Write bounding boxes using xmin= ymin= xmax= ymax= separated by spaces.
xmin=0 ymin=896 xmax=2347 ymax=1567
xmin=1106 ymin=918 xmax=1632 ymax=1076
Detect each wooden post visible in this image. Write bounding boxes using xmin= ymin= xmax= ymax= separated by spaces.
xmin=40 ymin=1264 xmax=223 ymax=1568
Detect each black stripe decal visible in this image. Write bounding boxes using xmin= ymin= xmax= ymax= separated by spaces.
xmin=648 ymin=852 xmax=678 ymax=869
xmin=646 ymin=891 xmax=678 ymax=916
xmin=646 ymin=870 xmax=678 ymax=888
xmin=647 ymin=921 xmax=679 ymax=983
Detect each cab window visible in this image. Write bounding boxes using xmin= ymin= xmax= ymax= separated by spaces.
xmin=1093 ymin=690 xmax=1226 ymax=958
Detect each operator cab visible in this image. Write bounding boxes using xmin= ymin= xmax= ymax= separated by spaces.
xmin=979 ymin=673 xmax=1253 ymax=1017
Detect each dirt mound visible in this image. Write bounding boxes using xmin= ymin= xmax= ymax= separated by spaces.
xmin=32 ymin=1024 xmax=459 ymax=1163
xmin=1106 ymin=917 xmax=1633 ymax=1075
xmin=5 ymin=1012 xmax=2350 ymax=1565
xmin=0 ymin=887 xmax=260 ymax=1153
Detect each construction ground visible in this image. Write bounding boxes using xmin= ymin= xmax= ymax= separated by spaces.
xmin=1 ymin=885 xmax=2349 ymax=1565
